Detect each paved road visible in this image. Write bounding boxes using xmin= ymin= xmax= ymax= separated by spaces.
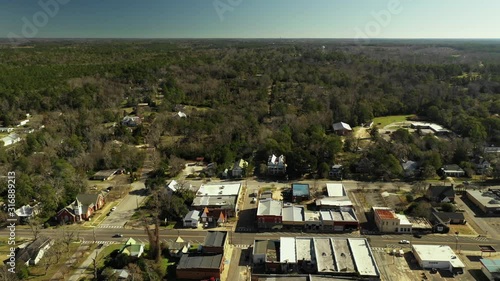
xmin=99 ymin=180 xmax=148 ymax=227
xmin=4 ymin=227 xmax=498 ymax=252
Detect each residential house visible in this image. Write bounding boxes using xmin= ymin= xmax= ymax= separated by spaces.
xmin=430 ymin=208 xmax=465 ymax=233
xmin=475 ymin=157 xmax=492 ymax=175
xmin=15 ymin=203 xmax=41 ymax=224
xmin=0 ymin=127 xmax=14 ymax=133
xmin=372 ymin=207 xmax=412 ymax=233
xmin=56 ymin=193 xmax=105 ymax=224
xmin=426 ymin=184 xmax=455 ymax=203
xmin=15 ymin=236 xmax=53 ymax=266
xmin=200 ymin=207 xmax=227 ymax=228
xmin=484 ymin=146 xmax=500 ymax=154
xmin=291 ymin=183 xmax=310 ymax=203
xmin=183 ymin=210 xmax=200 ymax=228
xmin=440 ymin=164 xmax=466 ymax=177
xmin=18 ymin=119 xmax=29 ymax=127
xmin=328 ymin=164 xmax=343 ymax=180
xmin=121 ymin=115 xmax=141 ymax=127
xmin=168 ymin=236 xmax=191 ymax=257
xmin=268 ymin=154 xmax=287 ymax=175
xmin=401 ymin=160 xmax=419 ymax=177
xmin=432 ymin=209 xmax=465 ymax=225
xmin=91 ymin=169 xmax=121 ymax=181
xmin=166 ymin=179 xmax=191 ymax=194
xmin=177 ymin=111 xmax=187 ymax=118
xmin=231 ymin=159 xmax=248 ymax=178
xmin=120 ymin=238 xmax=144 ymax=257
xmin=111 ymin=269 xmax=130 ymax=280
xmin=1 ymin=133 xmax=21 ymax=146
xmin=332 ymin=122 xmax=352 ymax=136
xmin=257 ymin=199 xmax=283 ymax=229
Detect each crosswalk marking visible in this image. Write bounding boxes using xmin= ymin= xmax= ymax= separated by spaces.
xmin=371 ymin=247 xmax=385 ymax=252
xmin=82 ymin=241 xmax=118 ymax=245
xmin=232 ymin=244 xmax=249 ymax=249
xmin=98 ymin=225 xmax=123 ymax=228
xmin=472 ymin=236 xmax=488 ymax=241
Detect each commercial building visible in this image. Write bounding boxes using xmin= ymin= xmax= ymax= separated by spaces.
xmin=411 ymin=245 xmax=465 ymax=274
xmin=372 ymin=207 xmax=412 ymax=233
xmin=252 ymin=237 xmax=379 ymax=279
xmin=480 ymin=259 xmax=500 ymax=281
xmin=192 ymin=183 xmax=241 ymax=216
xmin=319 ymin=207 xmax=359 ymax=232
xmin=466 ymin=189 xmax=500 ymax=216
xmin=257 ymin=199 xmax=283 ymax=229
xmin=292 ymin=183 xmax=310 ymax=203
xmin=176 ymin=253 xmax=224 ymax=280
xmin=326 ymin=183 xmax=347 ymax=197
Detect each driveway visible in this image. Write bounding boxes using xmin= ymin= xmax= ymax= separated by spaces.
xmin=100 ymin=180 xmax=148 ymax=227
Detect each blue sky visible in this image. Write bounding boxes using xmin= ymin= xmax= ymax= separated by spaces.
xmin=1 ymin=0 xmax=499 ymax=39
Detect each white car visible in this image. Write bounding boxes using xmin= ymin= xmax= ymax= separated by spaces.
xmin=399 ymin=240 xmax=410 ymax=244
xmin=111 ymin=207 xmax=117 ymax=211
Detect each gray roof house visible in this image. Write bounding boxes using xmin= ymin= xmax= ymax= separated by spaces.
xmin=183 ymin=210 xmax=200 ymax=228
xmin=15 ymin=236 xmax=54 ymax=266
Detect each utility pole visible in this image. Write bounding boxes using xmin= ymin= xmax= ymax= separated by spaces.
xmin=455 ymin=232 xmax=459 ymax=251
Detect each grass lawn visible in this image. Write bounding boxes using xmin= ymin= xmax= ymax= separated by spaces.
xmin=373 ymin=114 xmax=415 ymax=128
xmin=448 ymin=224 xmax=478 ymax=236
xmin=94 ymin=244 xmax=122 ymax=269
xmin=27 ymin=242 xmax=81 ymax=280
xmin=160 ymin=135 xmax=184 ymax=146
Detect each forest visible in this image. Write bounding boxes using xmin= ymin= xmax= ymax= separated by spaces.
xmin=0 ymin=39 xmax=499 ymax=221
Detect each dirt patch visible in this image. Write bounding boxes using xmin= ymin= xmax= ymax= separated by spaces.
xmin=352 ymin=190 xmax=387 ymax=212
xmin=448 ymin=224 xmax=478 ymax=236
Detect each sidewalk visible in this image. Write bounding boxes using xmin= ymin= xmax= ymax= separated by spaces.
xmin=67 ymin=247 xmax=104 ymax=281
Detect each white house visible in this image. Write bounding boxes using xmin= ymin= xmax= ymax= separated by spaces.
xmin=183 ymin=210 xmax=200 ymax=228
xmin=16 ymin=237 xmax=54 ymax=266
xmin=0 ymin=127 xmax=14 ymax=133
xmin=1 ymin=133 xmax=21 ymax=146
xmin=267 ymin=154 xmax=286 ymax=175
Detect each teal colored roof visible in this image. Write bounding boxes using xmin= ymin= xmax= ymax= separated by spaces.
xmin=481 ymin=259 xmax=500 ymax=272
xmin=292 ymin=183 xmax=309 ymax=197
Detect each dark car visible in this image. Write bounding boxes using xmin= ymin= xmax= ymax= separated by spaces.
xmin=113 ymin=234 xmax=123 ymax=238
xmin=413 ymin=233 xmax=422 ymax=238
xmin=97 ymin=243 xmax=104 ymax=249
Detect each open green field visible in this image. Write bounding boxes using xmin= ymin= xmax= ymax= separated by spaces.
xmin=373 ymin=114 xmax=415 ymax=128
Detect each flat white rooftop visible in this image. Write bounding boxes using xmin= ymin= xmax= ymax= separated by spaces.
xmin=295 ymin=238 xmax=313 ymax=262
xmin=412 ymin=245 xmax=465 ymax=268
xmin=348 ymin=238 xmax=379 ymax=277
xmin=326 ymin=183 xmax=346 ymax=197
xmin=396 ymin=214 xmax=412 ymax=226
xmin=280 ymin=237 xmax=296 ymax=263
xmin=315 ymin=197 xmax=352 ymax=207
xmin=196 ymin=183 xmax=241 ymax=196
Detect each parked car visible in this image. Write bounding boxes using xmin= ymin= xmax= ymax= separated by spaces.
xmin=399 ymin=240 xmax=410 ymax=244
xmin=97 ymin=243 xmax=104 ymax=249
xmin=111 ymin=207 xmax=117 ymax=211
xmin=413 ymin=233 xmax=422 ymax=238
xmin=251 ymin=197 xmax=257 ymax=203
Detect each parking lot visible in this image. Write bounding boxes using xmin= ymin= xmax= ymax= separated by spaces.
xmin=372 ymin=249 xmax=480 ymax=281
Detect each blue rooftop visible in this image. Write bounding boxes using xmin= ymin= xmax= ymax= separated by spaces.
xmin=292 ymin=183 xmax=309 ymax=197
xmin=481 ymin=259 xmax=500 ymax=272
